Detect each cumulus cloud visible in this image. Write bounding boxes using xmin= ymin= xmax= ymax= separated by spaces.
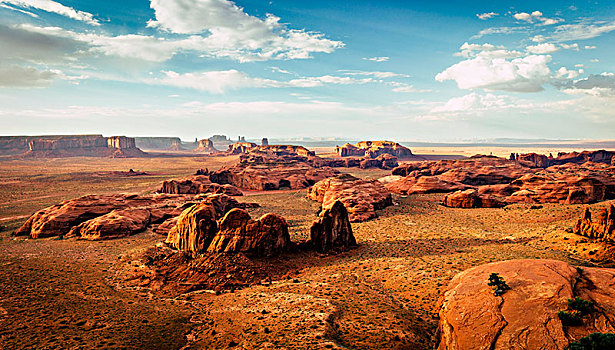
xmin=526 ymin=43 xmax=559 ymax=54
xmin=0 ymin=0 xmax=99 ymax=25
xmin=0 ymin=65 xmax=57 ymax=87
xmin=477 ymin=12 xmax=498 ymax=20
xmin=513 ymin=11 xmax=562 ymax=25
xmin=435 ymin=55 xmax=552 ymax=92
xmin=363 ymin=56 xmax=389 ymax=62
xmin=145 ymin=0 xmax=343 ymax=61
xmin=431 ymin=93 xmax=510 ymax=113
xmin=560 ymin=43 xmax=579 ymax=51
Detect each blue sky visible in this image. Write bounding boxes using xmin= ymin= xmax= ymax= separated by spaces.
xmin=0 ymin=0 xmax=614 ymax=141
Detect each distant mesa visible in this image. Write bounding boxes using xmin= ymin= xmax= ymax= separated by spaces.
xmin=335 ymin=140 xmax=414 ymax=159
xmin=510 ymin=150 xmax=615 ymax=168
xmin=227 ymin=142 xmax=258 ymax=155
xmin=261 ymin=137 xmax=269 ymax=146
xmin=134 ymin=137 xmax=183 ymax=150
xmin=193 ymin=139 xmax=219 ymax=153
xmin=0 ymin=135 xmax=146 ymax=158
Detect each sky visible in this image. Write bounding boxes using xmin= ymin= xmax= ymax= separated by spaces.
xmin=0 ymin=0 xmax=614 ymax=141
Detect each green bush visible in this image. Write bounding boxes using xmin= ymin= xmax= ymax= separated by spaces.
xmin=558 ymin=310 xmax=582 ymax=326
xmin=487 ymin=273 xmax=510 ymax=296
xmin=566 ymin=333 xmax=615 ymax=350
xmin=568 ymin=297 xmax=593 ymax=315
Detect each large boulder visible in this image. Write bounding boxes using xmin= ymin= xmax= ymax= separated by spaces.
xmin=207 ymin=209 xmax=291 ymax=257
xmin=442 ymin=189 xmax=504 ymax=208
xmin=165 ymin=202 xmax=219 ymax=256
xmin=386 ymin=176 xmax=472 ymax=195
xmin=308 ymin=174 xmax=392 ymax=222
xmin=67 ymin=208 xmax=151 ymax=240
xmin=309 ymin=201 xmax=356 ymax=253
xmin=438 ymin=259 xmax=615 ymax=350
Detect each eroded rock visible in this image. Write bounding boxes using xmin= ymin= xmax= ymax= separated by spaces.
xmin=336 ymin=140 xmax=414 ymax=158
xmin=309 ymin=201 xmax=356 ymax=253
xmin=442 ymin=189 xmax=504 ymax=208
xmin=159 ymin=175 xmax=243 ymax=196
xmin=574 ymin=206 xmax=615 ymax=241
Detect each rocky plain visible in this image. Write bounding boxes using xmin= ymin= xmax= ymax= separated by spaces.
xmin=2 ymin=137 xmax=615 ymax=349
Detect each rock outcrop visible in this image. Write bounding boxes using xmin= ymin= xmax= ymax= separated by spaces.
xmin=438 ymin=259 xmax=615 ymax=350
xmin=443 ymin=189 xmax=504 ymax=208
xmin=336 ymin=141 xmax=414 ymax=158
xmin=510 ymin=150 xmax=615 ymax=168
xmin=388 ymin=156 xmax=615 ymax=206
xmin=159 ymin=175 xmax=243 ymax=196
xmin=227 ymin=142 xmax=258 ymax=154
xmin=67 ymin=208 xmax=152 ymax=240
xmin=309 ymin=201 xmax=356 ymax=253
xmin=574 ymin=206 xmax=615 ymax=241
xmin=165 ymin=201 xmax=219 ymax=255
xmin=208 ymin=209 xmax=292 ymax=257
xmin=308 ymin=174 xmax=392 ymax=222
xmin=193 ymin=139 xmax=218 ymax=153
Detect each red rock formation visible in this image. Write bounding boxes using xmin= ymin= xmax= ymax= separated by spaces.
xmin=193 ymin=139 xmax=218 ymax=153
xmin=159 ymin=175 xmax=243 ymax=196
xmin=309 ymin=201 xmax=356 ymax=253
xmin=165 ymin=201 xmax=219 ymax=256
xmin=555 ymin=150 xmax=615 ymax=165
xmin=438 ymin=259 xmax=615 ymax=350
xmin=336 ymin=141 xmax=413 ymax=158
xmin=504 ymin=172 xmax=608 ymax=204
xmin=259 ymin=145 xmax=315 ymax=157
xmin=15 ymin=135 xmax=146 ymax=158
xmin=574 ymin=206 xmax=615 ymax=241
xmin=207 ymin=209 xmax=291 ymax=257
xmin=516 ymin=152 xmax=552 ymax=168
xmin=386 ymin=176 xmax=472 ymax=195
xmin=227 ymin=142 xmax=258 ymax=154
xmin=442 ymin=189 xmax=504 ymax=208
xmin=68 ymin=208 xmax=151 ymax=240
xmin=308 ymin=174 xmax=392 ymax=222
xmin=210 ymin=163 xmax=338 ymax=191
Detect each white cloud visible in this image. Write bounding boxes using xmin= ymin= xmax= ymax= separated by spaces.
xmin=471 ymin=26 xmax=525 ymax=39
xmin=526 ymin=43 xmax=559 ymax=54
xmin=590 ymin=58 xmax=599 ymax=62
xmin=477 ymin=12 xmax=498 ymax=20
xmin=455 ymin=42 xmax=523 ymax=59
xmin=584 ymin=45 xmax=596 ymax=49
xmin=0 ymin=0 xmax=99 ymax=25
xmin=0 ymin=65 xmax=57 ymax=87
xmin=390 ymin=84 xmax=431 ymax=93
xmin=342 ymin=71 xmax=409 ymax=78
xmin=363 ymin=57 xmax=389 ymax=62
xmin=513 ymin=11 xmax=562 ymax=26
xmin=431 ymin=93 xmax=510 ymax=113
xmin=145 ymin=0 xmax=343 ymax=61
xmin=550 ymin=21 xmax=615 ymax=41
xmin=555 ymin=67 xmax=582 ymax=79
xmin=270 ymin=67 xmax=293 ymax=75
xmin=558 ymin=73 xmax=615 ymax=97
xmin=560 ymin=43 xmax=579 ymax=51
xmin=145 ymin=70 xmax=378 ymax=93
xmin=435 ymin=55 xmax=552 ymax=92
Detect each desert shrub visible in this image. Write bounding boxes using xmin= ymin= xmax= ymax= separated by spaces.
xmin=566 ymin=333 xmax=615 ymax=350
xmin=558 ymin=310 xmax=582 ymax=326
xmin=487 ymin=273 xmax=510 ymax=296
xmin=568 ymin=297 xmax=593 ymax=315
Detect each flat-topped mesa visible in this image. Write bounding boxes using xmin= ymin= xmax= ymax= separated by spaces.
xmin=308 ymin=174 xmax=392 ymax=222
xmin=438 ymin=259 xmax=615 ymax=350
xmin=259 ymin=144 xmax=315 ymax=157
xmin=159 ymin=175 xmax=243 ymax=196
xmin=510 ymin=150 xmax=615 ymax=168
xmin=335 ymin=140 xmax=413 ymax=158
xmin=9 ymin=134 xmax=146 ymax=158
xmin=574 ymin=206 xmax=615 ymax=241
xmin=193 ymin=139 xmax=219 ymax=153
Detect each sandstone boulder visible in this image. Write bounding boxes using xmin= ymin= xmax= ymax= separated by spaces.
xmin=309 ymin=201 xmax=356 ymax=253
xmin=67 ymin=208 xmax=151 ymax=240
xmin=438 ymin=259 xmax=615 ymax=350
xmin=385 ymin=176 xmax=471 ymax=195
xmin=165 ymin=202 xmax=219 ymax=256
xmin=207 ymin=209 xmax=291 ymax=257
xmin=442 ymin=189 xmax=504 ymax=208
xmin=308 ymin=174 xmax=392 ymax=222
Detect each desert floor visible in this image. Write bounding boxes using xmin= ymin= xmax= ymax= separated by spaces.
xmin=0 ymin=150 xmax=612 ymax=349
